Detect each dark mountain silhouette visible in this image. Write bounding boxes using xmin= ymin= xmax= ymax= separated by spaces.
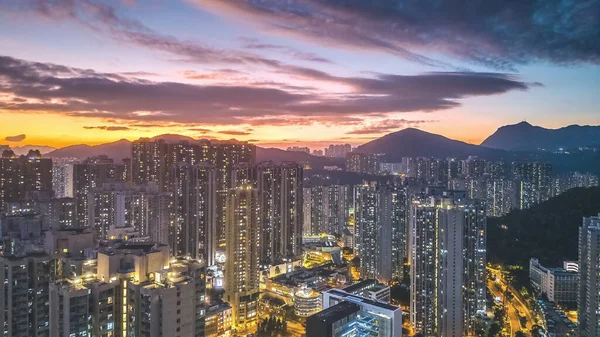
xmin=481 ymin=121 xmax=600 ymax=151
xmin=44 ymin=135 xmax=340 ymax=168
xmin=355 ymin=128 xmax=506 ymax=160
xmin=45 ymin=139 xmax=132 ymax=162
xmin=6 ymin=145 xmax=56 ymax=156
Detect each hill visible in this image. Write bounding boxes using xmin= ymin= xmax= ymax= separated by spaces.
xmin=7 ymin=145 xmax=56 ymax=155
xmin=487 ymin=187 xmax=600 ymax=268
xmin=355 ymin=128 xmax=507 ymax=160
xmin=481 ymin=121 xmax=600 ymax=151
xmin=44 ymin=136 xmax=340 ymax=168
xmin=45 ymin=139 xmax=132 ymax=162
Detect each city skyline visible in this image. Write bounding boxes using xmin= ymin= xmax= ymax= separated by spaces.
xmin=0 ymin=2 xmax=599 ymax=337
xmin=0 ymin=0 xmax=599 ymax=149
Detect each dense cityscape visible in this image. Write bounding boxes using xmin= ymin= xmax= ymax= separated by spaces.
xmin=1 ymin=1 xmax=599 ymax=337
xmin=0 ymin=134 xmax=599 ymax=337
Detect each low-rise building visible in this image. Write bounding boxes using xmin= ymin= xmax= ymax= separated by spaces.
xmin=343 ymin=279 xmax=391 ymax=303
xmin=308 ymin=288 xmax=403 ymax=337
xmin=205 ymin=302 xmax=232 ymax=337
xmin=530 ymin=258 xmax=578 ymax=305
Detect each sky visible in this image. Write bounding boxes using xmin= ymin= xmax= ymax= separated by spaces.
xmin=0 ymin=0 xmax=598 ymax=150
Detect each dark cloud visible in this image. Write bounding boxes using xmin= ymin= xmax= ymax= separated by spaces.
xmin=347 ymin=119 xmax=437 ymax=135
xmin=189 ymin=128 xmax=212 ymax=133
xmin=218 ymin=130 xmax=253 ymax=136
xmin=0 ymin=55 xmax=534 ymax=125
xmin=200 ymin=0 xmax=600 ymax=70
xmin=5 ymin=134 xmax=26 ymax=142
xmin=83 ymin=126 xmax=132 ymax=131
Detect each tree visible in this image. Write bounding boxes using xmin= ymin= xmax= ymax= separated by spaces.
xmin=519 ymin=315 xmax=527 ymax=328
xmin=516 ymin=331 xmax=528 ymax=337
xmin=488 ymin=323 xmax=501 ymax=337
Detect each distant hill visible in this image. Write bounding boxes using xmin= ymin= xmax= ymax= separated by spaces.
xmin=481 ymin=121 xmax=600 ymax=151
xmin=45 ymin=139 xmax=132 ymax=162
xmin=355 ymin=128 xmax=507 ymax=160
xmin=6 ymin=145 xmax=56 ymax=155
xmin=45 ymin=135 xmax=209 ymax=161
xmin=44 ymin=136 xmax=340 ymax=168
xmin=487 ymin=187 xmax=600 ymax=268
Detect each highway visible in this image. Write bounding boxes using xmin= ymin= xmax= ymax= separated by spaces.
xmin=488 ymin=278 xmax=518 ymax=336
xmin=487 ymin=266 xmax=537 ymax=337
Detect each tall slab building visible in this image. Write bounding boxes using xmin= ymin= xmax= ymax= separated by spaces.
xmin=409 ymin=191 xmax=486 ymax=337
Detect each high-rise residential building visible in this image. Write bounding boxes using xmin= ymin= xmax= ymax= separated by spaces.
xmin=132 ymin=139 xmax=169 ymax=189
xmin=578 ymin=215 xmax=600 ymax=337
xmin=553 ymin=171 xmax=600 ymax=196
xmin=303 ymin=184 xmax=350 ymax=236
xmin=131 ymin=139 xmax=256 ymax=250
xmin=73 ymin=156 xmax=127 ymax=227
xmin=0 ymin=150 xmax=52 ymax=210
xmin=409 ymin=192 xmax=486 ymax=337
xmin=87 ymin=182 xmax=172 ymax=243
xmin=171 ymin=163 xmax=217 ymax=264
xmin=0 ymin=253 xmax=52 ymax=337
xmin=303 ymin=186 xmax=314 ymax=235
xmin=224 ymin=185 xmax=260 ymax=328
xmin=486 ymin=179 xmax=517 ymax=217
xmin=286 ymin=146 xmax=310 ymax=154
xmin=312 ymin=149 xmax=324 ymax=157
xmin=127 ymin=259 xmax=207 ymax=337
xmin=354 ymin=182 xmax=406 ymax=283
xmin=513 ymin=162 xmax=552 ymax=209
xmin=346 ymin=153 xmax=381 ymax=175
xmin=44 ymin=197 xmax=77 ymax=229
xmin=232 ymin=162 xmax=303 ymax=265
xmin=379 ymin=162 xmax=403 ymax=175
xmin=49 ymin=255 xmax=117 ymax=337
xmin=324 ymin=144 xmax=352 ymax=158
xmin=463 ymin=157 xmax=487 ymax=178
xmin=95 ymin=240 xmax=206 ymax=337
xmin=51 ymin=158 xmax=76 ymax=198
xmin=132 ymin=139 xmax=212 ymax=192
xmin=49 ymin=280 xmax=93 ymax=337
xmin=213 ymin=141 xmax=256 ymax=246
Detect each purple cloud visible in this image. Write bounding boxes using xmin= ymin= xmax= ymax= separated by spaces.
xmin=0 ymin=55 xmax=535 ymax=126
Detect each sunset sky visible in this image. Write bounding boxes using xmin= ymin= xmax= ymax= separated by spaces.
xmin=0 ymin=0 xmax=598 ymax=150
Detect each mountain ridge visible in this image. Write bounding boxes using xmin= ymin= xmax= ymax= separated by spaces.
xmin=355 ymin=127 xmax=508 ymax=160
xmin=481 ymin=122 xmax=600 ymax=151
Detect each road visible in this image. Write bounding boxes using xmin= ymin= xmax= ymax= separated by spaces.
xmin=488 ymin=279 xmax=517 ymax=336
xmin=487 ymin=266 xmax=537 ymax=336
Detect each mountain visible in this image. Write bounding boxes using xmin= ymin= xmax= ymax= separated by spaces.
xmin=355 ymin=128 xmax=507 ymax=160
xmin=487 ymin=187 xmax=600 ymax=269
xmin=45 ymin=139 xmax=132 ymax=162
xmin=45 ymin=135 xmax=204 ymax=161
xmin=44 ymin=135 xmax=341 ymax=168
xmin=6 ymin=145 xmax=56 ymax=156
xmin=481 ymin=121 xmax=600 ymax=151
